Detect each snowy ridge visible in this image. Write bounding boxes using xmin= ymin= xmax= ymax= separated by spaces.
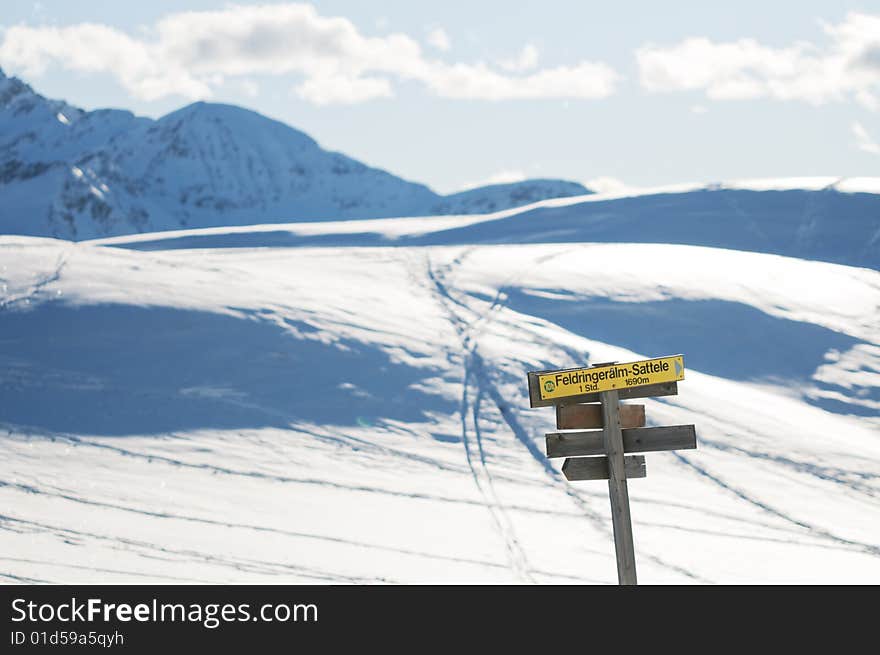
xmin=431 ymin=179 xmax=591 ymax=215
xmin=90 ymin=179 xmax=880 ymax=269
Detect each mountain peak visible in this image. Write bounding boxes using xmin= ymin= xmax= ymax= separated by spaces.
xmin=159 ymin=100 xmax=319 ymax=148
xmin=167 ymin=100 xmax=290 ymax=124
xmin=169 ymin=100 xmax=240 ymax=116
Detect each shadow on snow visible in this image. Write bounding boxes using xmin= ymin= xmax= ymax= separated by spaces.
xmin=0 ymin=302 xmax=454 ymax=435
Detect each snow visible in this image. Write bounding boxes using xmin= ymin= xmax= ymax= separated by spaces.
xmin=836 ymin=177 xmax=880 ymax=194
xmin=721 ymin=177 xmax=841 ymax=191
xmin=0 ymin=227 xmax=877 ymax=584
xmin=88 ymin=184 xmax=880 ymax=270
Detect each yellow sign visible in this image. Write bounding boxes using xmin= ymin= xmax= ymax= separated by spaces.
xmin=537 ymin=355 xmax=685 ymax=401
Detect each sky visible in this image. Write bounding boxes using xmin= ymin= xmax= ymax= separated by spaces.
xmin=1 ymin=1 xmax=879 ymax=194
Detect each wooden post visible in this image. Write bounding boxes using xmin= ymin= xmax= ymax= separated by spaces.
xmin=601 ymin=389 xmax=638 ymax=585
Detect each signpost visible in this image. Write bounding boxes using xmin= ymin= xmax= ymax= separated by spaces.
xmin=533 ymin=355 xmax=684 ymax=403
xmin=526 ymin=355 xmax=697 ymax=586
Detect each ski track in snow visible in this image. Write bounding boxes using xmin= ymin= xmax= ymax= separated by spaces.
xmin=1 ymin=427 xmax=580 ymax=518
xmin=424 ymin=250 xmax=536 ymax=582
xmin=0 ymin=514 xmax=393 ymax=584
xmin=0 ymin=478 xmax=601 ymax=581
xmin=671 ymin=453 xmax=880 ymax=556
xmin=698 ymin=436 xmax=880 ymax=497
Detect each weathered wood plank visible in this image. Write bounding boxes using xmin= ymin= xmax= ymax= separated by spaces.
xmin=623 ymin=425 xmax=696 ymax=454
xmin=561 ymin=455 xmax=647 ymax=481
xmin=546 ymin=424 xmax=697 ymax=458
xmin=556 ymin=403 xmax=645 ymax=429
xmin=527 ymin=373 xmax=677 ymax=407
xmin=601 ymin=390 xmax=638 ymax=585
xmin=526 ymin=371 xmax=543 ymax=410
xmin=547 ymin=430 xmax=605 ymax=458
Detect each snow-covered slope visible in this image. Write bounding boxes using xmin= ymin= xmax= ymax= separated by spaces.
xmin=0 ymin=69 xmax=590 ymax=239
xmin=93 ymin=180 xmax=880 ymax=269
xmin=1 ymin=225 xmax=877 ymax=583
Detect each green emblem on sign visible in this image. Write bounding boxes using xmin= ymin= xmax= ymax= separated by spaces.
xmin=544 ymin=380 xmax=556 ymax=393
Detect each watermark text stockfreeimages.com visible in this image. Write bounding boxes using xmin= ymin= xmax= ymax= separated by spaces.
xmin=11 ymin=597 xmax=318 ymax=630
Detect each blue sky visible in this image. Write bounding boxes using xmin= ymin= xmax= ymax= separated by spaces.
xmin=1 ymin=1 xmax=878 ymax=193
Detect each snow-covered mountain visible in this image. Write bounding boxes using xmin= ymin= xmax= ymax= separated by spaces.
xmin=1 ymin=200 xmax=878 ymax=583
xmin=0 ymin=69 xmax=591 ymax=239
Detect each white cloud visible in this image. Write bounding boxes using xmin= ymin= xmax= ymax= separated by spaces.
xmin=426 ymin=27 xmax=450 ymax=52
xmin=157 ymin=5 xmax=424 ymax=77
xmin=852 ymin=121 xmax=880 ymax=154
xmin=237 ymin=79 xmax=260 ymax=98
xmin=636 ymin=12 xmax=880 ymax=109
xmin=295 ymin=74 xmax=393 ymax=105
xmin=855 ymin=89 xmax=880 ymax=111
xmin=583 ymin=176 xmax=630 ymax=194
xmin=0 ymin=22 xmax=210 ymax=100
xmin=423 ymin=61 xmax=618 ymax=100
xmin=690 ymin=104 xmax=708 ymax=114
xmin=0 ymin=3 xmax=620 ymax=105
xmin=499 ymin=44 xmax=539 ymax=72
xmin=461 ymin=170 xmax=527 ymax=190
